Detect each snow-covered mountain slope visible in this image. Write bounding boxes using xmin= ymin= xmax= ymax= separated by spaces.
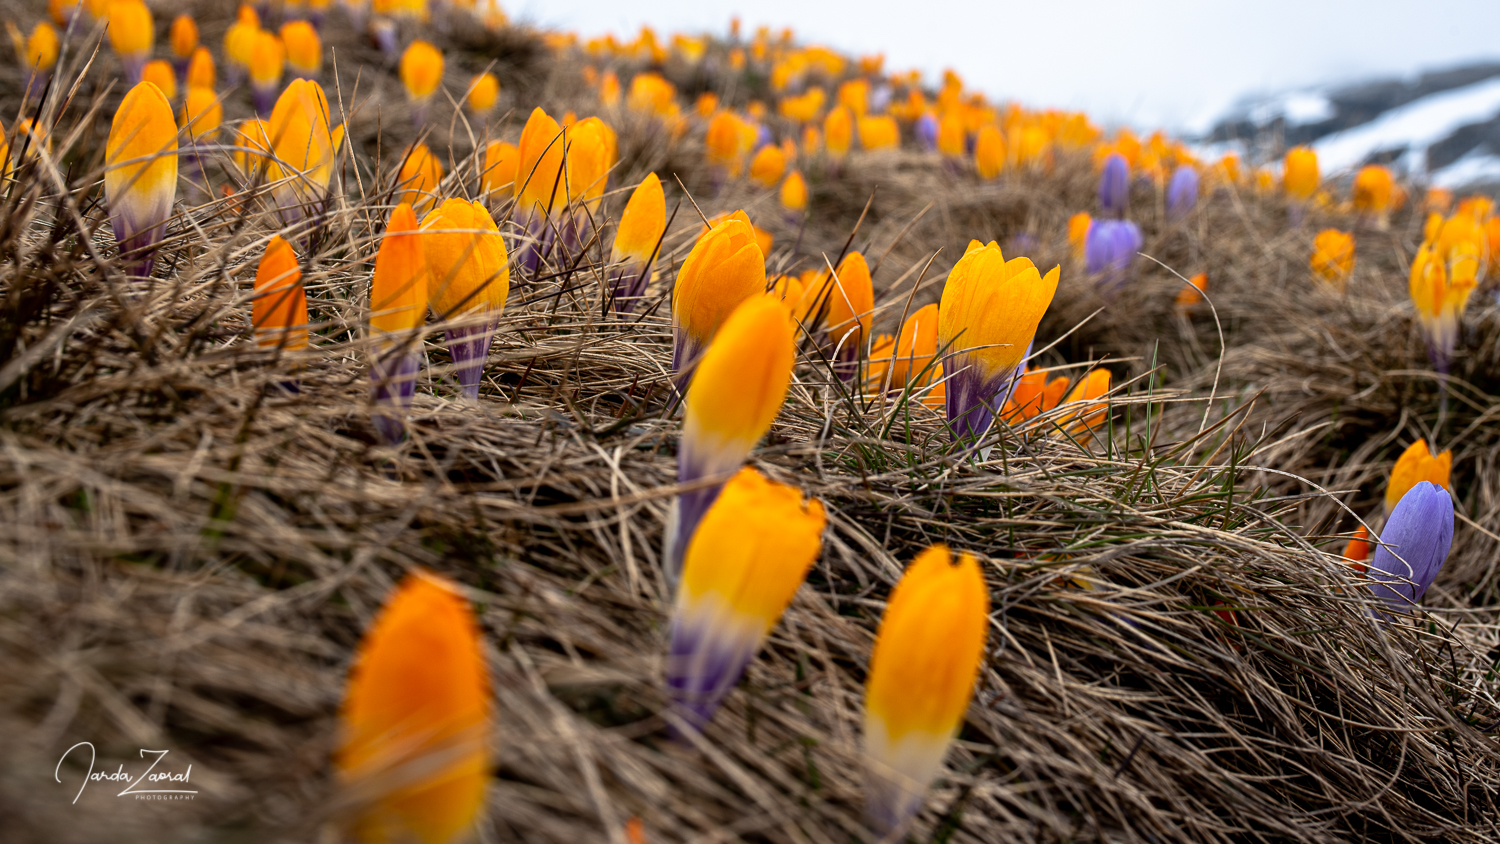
xmin=1202 ymin=61 xmax=1500 ymax=189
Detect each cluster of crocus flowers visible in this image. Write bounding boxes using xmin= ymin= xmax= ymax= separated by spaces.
xmin=1084 ymin=219 xmax=1142 ymax=295
xmin=670 ymin=211 xmax=767 ymax=385
xmin=106 ymin=0 xmax=153 ymax=83
xmin=863 ymin=544 xmax=989 ymax=834
xmin=670 ymin=296 xmax=795 ymax=583
xmin=369 ymin=203 xmax=429 ymax=445
xmin=938 ymin=241 xmax=1059 ymax=441
xmin=335 ymin=570 xmax=492 ymax=844
xmin=606 ymin=172 xmax=665 ymax=313
xmin=1368 ymin=481 xmax=1454 ymax=613
xmin=399 ymin=40 xmax=444 ymax=126
xmin=666 ymin=467 xmax=826 ymax=730
xmin=252 ymin=236 xmax=308 ymax=356
xmin=1386 ymin=439 xmax=1452 ymax=514
xmin=1310 ymin=229 xmax=1355 ymax=291
xmin=423 ymin=198 xmax=510 ymax=399
xmin=105 ymin=81 xmax=179 ymax=278
xmin=1409 ymin=210 xmax=1486 ymax=372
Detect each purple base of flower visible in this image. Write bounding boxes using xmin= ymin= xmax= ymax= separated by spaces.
xmin=445 ymin=319 xmax=498 ymax=400
xmin=607 ymin=261 xmax=651 ymax=314
xmin=25 ymin=72 xmax=49 ymax=103
xmin=252 ymin=83 xmax=278 ymax=117
xmin=515 ymin=212 xmax=558 ymax=277
xmin=943 ymin=357 xmax=1020 ymax=442
xmin=370 ymin=350 xmax=421 ymax=445
xmin=669 ymin=482 xmax=723 ymax=581
xmin=110 ymin=216 xmax=166 ymax=280
xmin=665 ymin=615 xmax=755 ymax=735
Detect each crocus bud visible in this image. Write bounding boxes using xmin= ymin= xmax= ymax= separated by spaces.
xmin=514 ymin=107 xmax=566 ymax=271
xmin=1310 ymin=228 xmax=1355 ymax=291
xmin=671 ymin=211 xmax=767 ymax=383
xmin=914 ymin=112 xmax=938 ymax=152
xmin=705 ymin=110 xmax=748 ymax=178
xmin=863 ymin=544 xmax=988 ymax=835
xmin=1283 ymin=146 xmax=1319 ymax=203
xmin=466 ymin=72 xmax=499 ymax=118
xmin=1001 ymin=368 xmax=1070 ymax=423
xmin=1067 ymin=212 xmax=1092 ymax=260
xmin=1084 ymin=219 xmax=1142 ymax=295
xmin=265 ymin=79 xmax=334 ymax=226
xmin=369 ymin=203 xmax=429 ymax=444
xmin=396 ymin=142 xmax=443 ymax=215
xmin=186 ymin=46 xmax=216 ymax=90
xmin=974 ymin=126 xmax=1004 ymax=180
xmin=422 ymin=198 xmax=509 ymax=399
xmin=169 ymin=15 xmax=198 ymax=68
xmin=748 ymin=144 xmax=786 ymax=188
xmin=336 ymin=571 xmax=492 ymax=843
xmin=106 ymin=0 xmax=153 ymax=83
xmin=1056 ymin=368 xmax=1112 ymax=446
xmin=1098 ymin=152 xmax=1129 ymax=218
xmin=223 ymin=8 xmax=259 ymax=84
xmin=561 ymin=116 xmax=616 ymax=248
xmin=141 ymin=60 xmax=177 ymax=101
xmin=1174 ymin=272 xmax=1207 ymax=310
xmin=249 ymin=30 xmax=285 ymax=115
xmin=180 ymin=86 xmax=222 ymax=144
xmin=1368 ymin=482 xmax=1453 ymax=611
xmin=400 ymin=40 xmax=444 ymax=125
xmin=1386 ymin=439 xmax=1452 ymax=514
xmin=938 ymin=242 xmax=1059 ymax=440
xmin=868 ymin=303 xmax=940 ymax=394
xmin=1166 ymin=165 xmax=1199 ymax=222
xmin=252 ymin=235 xmax=308 ymax=351
xmin=671 ymin=296 xmax=795 ymax=583
xmin=821 ymin=251 xmax=874 ymax=381
xmin=824 ymin=106 xmax=853 ymax=163
xmin=857 ymin=115 xmax=899 ymax=151
xmin=1343 ymin=525 xmax=1370 ymax=573
xmin=608 ymin=172 xmax=665 ymax=313
xmin=280 ymin=20 xmax=321 ymax=78
xmin=779 ymin=169 xmax=808 ymax=219
xmin=105 ymin=81 xmax=178 ymax=278
xmin=22 ymin=23 xmax=58 ymax=98
xmin=1352 ymin=164 xmax=1395 ymax=227
xmin=667 ymin=467 xmax=825 ymax=730
xmin=480 ymin=140 xmax=518 ymax=201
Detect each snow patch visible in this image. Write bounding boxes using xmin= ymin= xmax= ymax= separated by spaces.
xmin=1247 ymin=91 xmax=1334 ymax=126
xmin=1312 ymin=77 xmax=1500 ymax=174
xmin=1430 ymin=148 xmax=1500 ymax=188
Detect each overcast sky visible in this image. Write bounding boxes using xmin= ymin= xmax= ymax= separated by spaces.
xmin=515 ymin=0 xmax=1500 ymax=134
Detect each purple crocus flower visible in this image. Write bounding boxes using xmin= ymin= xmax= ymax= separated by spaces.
xmin=1084 ymin=219 xmax=1143 ymax=295
xmin=754 ymin=124 xmax=773 ymax=150
xmin=1368 ymin=481 xmax=1454 ymax=611
xmin=1166 ymin=165 xmax=1199 ymax=222
xmin=1099 ymin=152 xmax=1130 ymax=218
xmin=914 ymin=113 xmax=939 ymax=152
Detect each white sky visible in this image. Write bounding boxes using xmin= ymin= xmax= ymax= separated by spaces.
xmin=515 ymin=0 xmax=1500 ymax=134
